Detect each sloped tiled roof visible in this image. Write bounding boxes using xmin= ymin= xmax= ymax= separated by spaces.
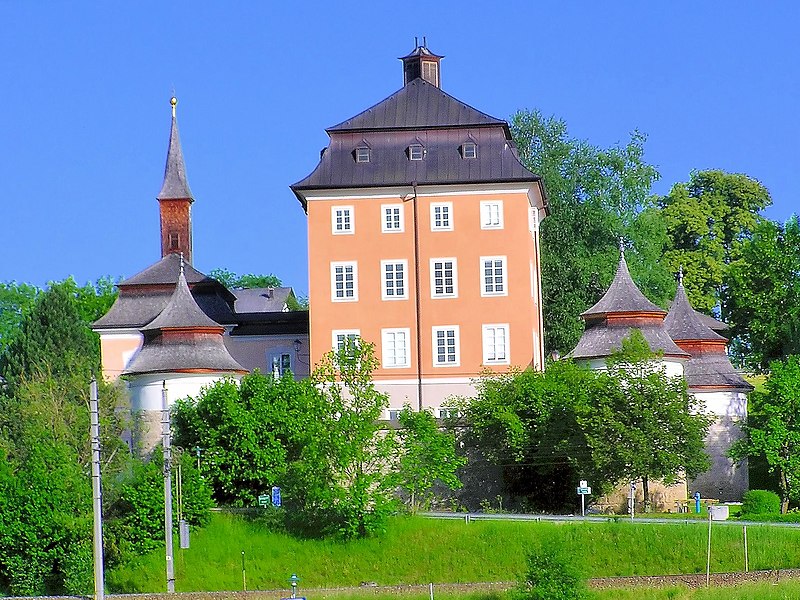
xmin=120 ymin=253 xmax=213 ymax=287
xmin=571 ymin=324 xmax=689 ymax=360
xmin=684 ymin=353 xmax=753 ymax=391
xmin=124 ymin=272 xmax=245 ymax=376
xmin=664 ymin=283 xmax=727 ymax=342
xmin=143 ymin=271 xmax=221 ymax=331
xmin=582 ymin=254 xmax=665 ymax=319
xmin=327 ymin=78 xmax=505 ymax=132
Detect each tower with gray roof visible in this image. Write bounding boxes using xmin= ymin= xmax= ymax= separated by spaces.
xmin=664 ymin=274 xmax=751 ymax=500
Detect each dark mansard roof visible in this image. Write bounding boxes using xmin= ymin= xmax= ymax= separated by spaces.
xmin=291 ymin=78 xmax=540 ymax=204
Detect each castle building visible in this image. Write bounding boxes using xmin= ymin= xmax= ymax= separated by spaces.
xmin=291 ymin=43 xmax=549 ymax=415
xmin=570 ymin=249 xmax=750 ymax=502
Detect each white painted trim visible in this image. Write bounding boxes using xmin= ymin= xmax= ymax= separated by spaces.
xmin=97 ymin=331 xmax=142 ymax=339
xmin=381 ymin=203 xmax=405 ymax=233
xmin=432 ymin=325 xmax=460 ymax=368
xmin=430 ymin=257 xmax=458 ymax=299
xmin=330 ymin=261 xmax=358 ymax=302
xmin=372 ymin=376 xmax=474 ymax=385
xmin=482 ymin=323 xmax=511 ymax=365
xmin=381 ymin=259 xmax=409 ymax=301
xmin=430 ymin=201 xmax=454 ymax=231
xmin=480 ymin=200 xmax=504 ymax=230
xmin=480 ymin=255 xmax=508 ymax=297
xmin=381 ymin=327 xmax=412 ymax=368
xmin=331 ymin=205 xmax=354 ymax=235
xmin=304 ymin=183 xmax=535 ymax=202
xmin=331 ymin=329 xmax=361 ymax=352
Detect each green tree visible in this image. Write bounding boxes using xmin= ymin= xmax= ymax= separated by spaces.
xmin=173 ymin=372 xmax=314 ymax=506
xmin=465 ymin=361 xmax=609 ymax=511
xmin=596 ymin=331 xmax=712 ymax=510
xmin=0 ymin=282 xmax=40 ymax=352
xmin=289 ymin=340 xmax=398 ymax=538
xmin=730 ymin=356 xmax=800 ymax=513
xmin=511 ymin=545 xmax=587 ymax=600
xmin=0 ymin=282 xmax=100 ymax=392
xmin=659 ymin=170 xmax=772 ymax=313
xmin=397 ymin=405 xmax=465 ymax=512
xmin=510 ymin=110 xmax=669 ymax=354
xmin=724 ymin=217 xmax=800 ymax=371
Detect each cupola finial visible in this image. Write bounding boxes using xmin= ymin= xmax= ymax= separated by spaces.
xmin=678 ymin=265 xmax=684 ymax=286
xmin=179 ymin=252 xmax=185 ymax=276
xmin=170 ymin=95 xmax=177 ymax=118
xmin=618 ymin=236 xmax=625 ymax=257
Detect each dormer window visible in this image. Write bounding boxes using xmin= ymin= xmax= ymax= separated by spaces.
xmin=462 ymin=142 xmax=477 ymax=159
xmin=408 ymin=144 xmax=425 ymax=161
xmin=355 ymin=146 xmax=371 ymax=163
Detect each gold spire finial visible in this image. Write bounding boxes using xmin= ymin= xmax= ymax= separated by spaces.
xmin=170 ymin=95 xmax=177 ymax=118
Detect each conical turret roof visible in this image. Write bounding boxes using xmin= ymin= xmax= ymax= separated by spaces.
xmin=582 ymin=253 xmax=665 ymax=319
xmin=124 ymin=266 xmax=246 ymax=376
xmin=664 ymin=283 xmax=727 ymax=342
xmin=157 ymin=98 xmax=193 ymax=201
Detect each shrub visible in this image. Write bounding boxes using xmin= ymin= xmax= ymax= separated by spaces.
xmin=742 ymin=489 xmax=781 ymax=515
xmin=511 ymin=546 xmax=587 ymax=600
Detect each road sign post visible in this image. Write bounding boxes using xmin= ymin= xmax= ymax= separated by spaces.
xmin=576 ymin=480 xmax=591 ymax=517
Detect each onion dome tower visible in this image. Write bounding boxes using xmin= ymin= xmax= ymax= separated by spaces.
xmin=158 ymin=97 xmax=194 ymax=264
xmin=124 ymin=257 xmax=246 ymax=452
xmin=664 ymin=270 xmax=751 ymax=500
xmin=570 ymin=245 xmax=689 ymax=376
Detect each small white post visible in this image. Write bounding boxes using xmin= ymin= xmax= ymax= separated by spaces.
xmin=429 ymin=582 xmax=434 ymax=600
xmin=743 ymin=525 xmax=748 ymax=573
xmin=706 ymin=510 xmax=712 ymax=587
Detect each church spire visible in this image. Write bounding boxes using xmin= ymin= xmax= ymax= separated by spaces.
xmin=157 ymin=96 xmax=194 ymax=264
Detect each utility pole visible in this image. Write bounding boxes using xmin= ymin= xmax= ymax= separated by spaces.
xmin=89 ymin=379 xmax=105 ymax=600
xmin=162 ymin=382 xmax=175 ymax=593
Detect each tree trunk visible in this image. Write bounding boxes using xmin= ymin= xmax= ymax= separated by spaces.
xmin=642 ymin=476 xmax=651 ymax=513
xmin=781 ymin=470 xmax=790 ymax=514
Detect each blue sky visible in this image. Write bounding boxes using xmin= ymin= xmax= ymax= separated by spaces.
xmin=1 ymin=2 xmax=797 ymax=291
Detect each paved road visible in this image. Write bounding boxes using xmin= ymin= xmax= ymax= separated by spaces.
xmin=422 ymin=511 xmax=800 ymax=528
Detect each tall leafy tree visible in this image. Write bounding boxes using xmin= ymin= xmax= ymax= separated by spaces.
xmin=291 ymin=340 xmax=398 ymax=538
xmin=510 ymin=110 xmax=669 ymax=354
xmin=724 ymin=216 xmax=800 ymax=371
xmin=596 ymin=331 xmax=712 ymax=509
xmin=397 ymin=406 xmax=465 ymax=512
xmin=730 ymin=356 xmax=800 ymax=512
xmin=209 ymin=268 xmax=308 ymax=310
xmin=659 ymin=170 xmax=772 ymax=313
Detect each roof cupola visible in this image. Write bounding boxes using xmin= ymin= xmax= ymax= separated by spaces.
xmin=158 ymin=96 xmax=194 ymax=265
xmin=400 ymin=38 xmax=443 ymax=88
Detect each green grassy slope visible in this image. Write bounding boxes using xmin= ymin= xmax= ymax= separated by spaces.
xmin=107 ymin=513 xmax=800 ymax=593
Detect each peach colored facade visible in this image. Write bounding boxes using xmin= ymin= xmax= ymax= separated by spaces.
xmin=305 ymin=183 xmax=547 ymax=413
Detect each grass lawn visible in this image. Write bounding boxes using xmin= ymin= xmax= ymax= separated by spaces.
xmin=107 ymin=513 xmax=800 ymax=594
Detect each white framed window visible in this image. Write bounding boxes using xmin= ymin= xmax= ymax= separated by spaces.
xmin=430 ymin=202 xmax=453 ymax=231
xmin=381 ymin=260 xmax=408 ymax=300
xmin=381 ymin=328 xmax=411 ymax=368
xmin=269 ymin=352 xmax=292 ymax=376
xmin=332 ymin=329 xmax=360 ymax=352
xmin=388 ymin=409 xmax=401 ymax=421
xmin=432 ymin=326 xmax=460 ymax=367
xmin=331 ymin=261 xmax=358 ymax=301
xmin=355 ymin=147 xmax=370 ymax=163
xmin=482 ymin=324 xmax=510 ymax=365
xmin=439 ymin=407 xmax=461 ymax=419
xmin=332 ymin=206 xmax=354 ymax=234
xmin=430 ymin=258 xmax=457 ymax=298
xmin=480 ymin=201 xmax=504 ymax=229
xmin=408 ymin=144 xmax=425 ymax=161
xmin=481 ymin=256 xmax=508 ymax=296
xmin=382 ymin=204 xmax=404 ymax=233
xmin=461 ymin=142 xmax=477 ymax=159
